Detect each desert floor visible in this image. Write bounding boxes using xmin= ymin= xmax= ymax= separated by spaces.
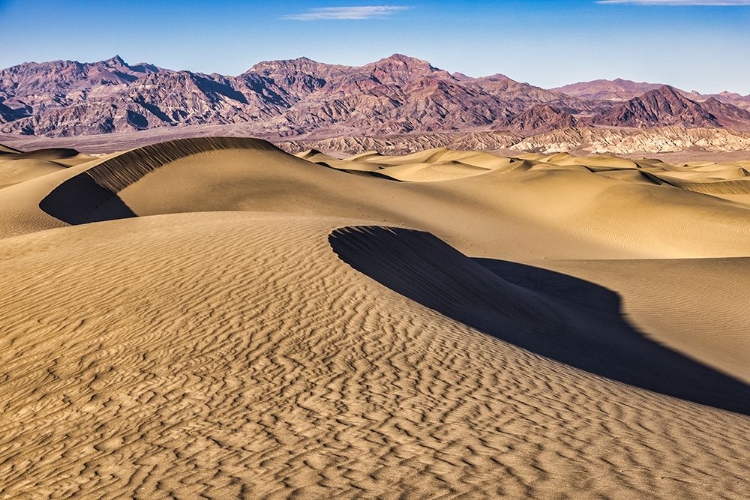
xmin=1 ymin=137 xmax=749 ymax=499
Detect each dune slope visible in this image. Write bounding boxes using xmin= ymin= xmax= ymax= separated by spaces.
xmin=2 ymin=138 xmax=749 ymax=261
xmin=2 ymin=138 xmax=750 ymax=499
xmin=1 ymin=213 xmax=749 ymax=499
xmin=330 ymin=226 xmax=750 ymax=413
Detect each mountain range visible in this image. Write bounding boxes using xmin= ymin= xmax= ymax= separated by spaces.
xmin=2 ymin=54 xmax=750 ymax=142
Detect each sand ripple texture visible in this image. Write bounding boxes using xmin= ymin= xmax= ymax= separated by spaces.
xmin=1 ymin=213 xmax=750 ymax=499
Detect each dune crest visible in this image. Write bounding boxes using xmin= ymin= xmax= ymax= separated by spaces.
xmin=37 ymin=137 xmax=280 ymax=225
xmin=0 ymin=146 xmax=95 ymax=189
xmin=85 ymin=137 xmax=279 ymax=192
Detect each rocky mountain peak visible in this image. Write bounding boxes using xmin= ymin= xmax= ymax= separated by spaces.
xmin=245 ymin=57 xmax=347 ymax=79
xmin=377 ymin=53 xmax=434 ymax=68
xmin=593 ymin=85 xmax=722 ymax=128
xmin=478 ymin=73 xmax=513 ymax=82
xmin=103 ymin=55 xmax=127 ymax=67
xmin=364 ymin=54 xmax=442 ymax=84
xmin=651 ymin=84 xmax=682 ymax=98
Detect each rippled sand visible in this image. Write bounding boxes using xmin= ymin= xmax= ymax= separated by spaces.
xmin=1 ymin=139 xmax=749 ymax=498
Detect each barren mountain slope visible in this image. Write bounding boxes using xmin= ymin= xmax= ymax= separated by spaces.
xmin=4 ymin=55 xmax=750 ymax=140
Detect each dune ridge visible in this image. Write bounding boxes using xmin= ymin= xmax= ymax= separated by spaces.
xmin=0 ymin=143 xmax=21 ymax=154
xmin=0 ymin=146 xmax=95 ymax=189
xmin=85 ymin=137 xmax=279 ymax=192
xmin=37 ymin=137 xmax=280 ymax=225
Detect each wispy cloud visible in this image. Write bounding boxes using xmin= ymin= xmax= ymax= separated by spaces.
xmin=284 ymin=6 xmax=410 ymax=21
xmin=599 ymin=0 xmax=750 ymax=5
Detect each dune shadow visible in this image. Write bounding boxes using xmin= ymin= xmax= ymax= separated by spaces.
xmin=14 ymin=148 xmax=80 ymax=160
xmin=39 ymin=172 xmax=136 ymax=225
xmin=309 ymin=160 xmax=401 ymax=182
xmin=329 ymin=226 xmax=750 ymax=415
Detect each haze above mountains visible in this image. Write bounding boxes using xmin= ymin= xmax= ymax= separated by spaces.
xmin=2 ymin=54 xmax=750 ymax=154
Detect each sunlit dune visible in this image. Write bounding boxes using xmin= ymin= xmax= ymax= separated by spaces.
xmin=1 ymin=138 xmax=749 ymax=498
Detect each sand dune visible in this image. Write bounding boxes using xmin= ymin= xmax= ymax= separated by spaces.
xmin=0 ymin=147 xmax=95 ymax=188
xmin=1 ymin=138 xmax=750 ymax=498
xmin=331 ymin=227 xmax=750 ymax=411
xmin=1 ymin=213 xmax=749 ymax=498
xmin=6 ymin=137 xmax=750 ymax=259
xmin=0 ymin=157 xmax=66 ymax=188
xmin=0 ymin=143 xmax=21 ymax=154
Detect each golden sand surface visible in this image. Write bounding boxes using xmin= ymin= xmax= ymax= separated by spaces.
xmin=1 ymin=138 xmax=749 ymax=498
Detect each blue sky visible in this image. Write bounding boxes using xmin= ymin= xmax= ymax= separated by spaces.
xmin=1 ymin=0 xmax=749 ymax=94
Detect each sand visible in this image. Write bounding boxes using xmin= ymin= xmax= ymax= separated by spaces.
xmin=1 ymin=138 xmax=749 ymax=498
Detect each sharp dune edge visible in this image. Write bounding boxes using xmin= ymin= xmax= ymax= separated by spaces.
xmin=1 ymin=138 xmax=750 ymax=498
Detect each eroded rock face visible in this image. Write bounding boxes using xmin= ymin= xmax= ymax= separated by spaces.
xmin=510 ymin=125 xmax=750 ymax=155
xmin=592 ymin=86 xmax=722 ymax=128
xmin=279 ymin=126 xmax=750 ymax=156
xmin=506 ymin=104 xmax=578 ymax=134
xmin=2 ymin=55 xmax=750 ymax=140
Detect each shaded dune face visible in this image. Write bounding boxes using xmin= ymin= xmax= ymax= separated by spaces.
xmin=329 ymin=226 xmax=750 ymax=415
xmin=39 ymin=173 xmax=137 ymax=224
xmin=329 ymin=226 xmax=560 ymax=332
xmin=641 ymin=170 xmax=750 ymax=195
xmin=0 ymin=143 xmax=22 ymax=154
xmin=38 ymin=137 xmax=279 ymax=224
xmin=12 ymin=148 xmax=80 ymax=161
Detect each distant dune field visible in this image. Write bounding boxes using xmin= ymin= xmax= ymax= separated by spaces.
xmin=1 ymin=138 xmax=749 ymax=498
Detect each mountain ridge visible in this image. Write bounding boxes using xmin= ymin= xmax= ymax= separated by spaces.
xmin=2 ymin=54 xmax=750 ymax=142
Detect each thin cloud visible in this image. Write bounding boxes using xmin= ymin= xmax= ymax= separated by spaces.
xmin=599 ymin=0 xmax=750 ymax=5
xmin=285 ymin=6 xmax=410 ymax=21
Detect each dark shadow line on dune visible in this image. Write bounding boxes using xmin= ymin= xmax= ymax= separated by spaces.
xmin=344 ymin=170 xmax=402 ymax=181
xmin=309 ymin=161 xmax=402 ymax=182
xmin=13 ymin=148 xmax=80 ymax=160
xmin=39 ymin=172 xmax=137 ymax=225
xmin=329 ymin=226 xmax=750 ymax=415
